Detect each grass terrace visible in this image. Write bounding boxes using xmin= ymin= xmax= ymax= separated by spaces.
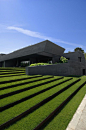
xmin=0 ymin=67 xmax=86 ymax=130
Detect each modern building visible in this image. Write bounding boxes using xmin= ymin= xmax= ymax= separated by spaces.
xmin=0 ymin=40 xmax=65 ymax=67
xmin=0 ymin=40 xmax=86 ymax=76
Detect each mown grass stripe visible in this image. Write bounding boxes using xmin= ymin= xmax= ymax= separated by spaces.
xmin=0 ymin=72 xmax=25 ymax=75
xmin=33 ymin=81 xmax=86 ymax=130
xmin=0 ymin=77 xmax=63 ymax=99
xmin=0 ymin=75 xmax=40 ymax=82
xmin=0 ymin=78 xmax=77 ymax=125
xmin=0 ymin=70 xmax=25 ymax=72
xmin=0 ymin=78 xmax=72 ymax=112
xmin=0 ymin=73 xmax=25 ymax=78
xmin=0 ymin=76 xmax=53 ymax=94
xmin=0 ymin=75 xmax=42 ymax=86
xmin=43 ymin=85 xmax=86 ymax=130
xmin=0 ymin=67 xmax=25 ymax=70
xmin=0 ymin=77 xmax=65 ymax=109
xmin=0 ymin=79 xmax=80 ymax=129
xmin=0 ymin=76 xmax=54 ymax=94
xmin=0 ymin=76 xmax=49 ymax=90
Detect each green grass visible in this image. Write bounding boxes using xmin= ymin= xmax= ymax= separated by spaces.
xmin=0 ymin=75 xmax=40 ymax=82
xmin=0 ymin=75 xmax=53 ymax=95
xmin=43 ymin=85 xmax=86 ymax=130
xmin=4 ymin=79 xmax=85 ymax=130
xmin=0 ymin=78 xmax=76 ymax=125
xmin=0 ymin=67 xmax=25 ymax=70
xmin=0 ymin=73 xmax=25 ymax=77
xmin=0 ymin=77 xmax=69 ymax=107
xmin=0 ymin=68 xmax=86 ymax=130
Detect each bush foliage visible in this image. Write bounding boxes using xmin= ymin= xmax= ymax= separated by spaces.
xmin=60 ymin=56 xmax=68 ymax=63
xmin=30 ymin=63 xmax=50 ymax=66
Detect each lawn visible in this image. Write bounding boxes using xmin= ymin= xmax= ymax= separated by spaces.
xmin=0 ymin=67 xmax=86 ymax=130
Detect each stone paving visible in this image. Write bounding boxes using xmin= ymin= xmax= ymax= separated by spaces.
xmin=66 ymin=95 xmax=86 ymax=130
xmin=76 ymin=104 xmax=86 ymax=130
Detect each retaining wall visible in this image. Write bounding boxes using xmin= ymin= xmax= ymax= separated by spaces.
xmin=26 ymin=61 xmax=86 ymax=76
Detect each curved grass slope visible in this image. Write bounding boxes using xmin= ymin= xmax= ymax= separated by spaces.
xmin=0 ymin=68 xmax=86 ymax=130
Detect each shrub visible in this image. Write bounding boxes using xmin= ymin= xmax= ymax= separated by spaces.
xmin=30 ymin=63 xmax=50 ymax=67
xmin=59 ymin=56 xmax=68 ymax=63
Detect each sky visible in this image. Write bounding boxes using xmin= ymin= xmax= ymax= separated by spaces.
xmin=0 ymin=0 xmax=86 ymax=54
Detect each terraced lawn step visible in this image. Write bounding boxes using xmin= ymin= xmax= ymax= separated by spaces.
xmin=0 ymin=76 xmax=63 ymax=99
xmin=0 ymin=76 xmax=54 ymax=97
xmin=0 ymin=70 xmax=25 ymax=72
xmin=33 ymin=81 xmax=86 ymax=130
xmin=0 ymin=77 xmax=80 ymax=129
xmin=0 ymin=75 xmax=42 ymax=85
xmin=0 ymin=79 xmax=85 ymax=130
xmin=0 ymin=75 xmax=49 ymax=90
xmin=43 ymin=84 xmax=86 ymax=130
xmin=0 ymin=77 xmax=67 ymax=108
xmin=0 ymin=72 xmax=25 ymax=75
xmin=0 ymin=77 xmax=76 ymax=125
xmin=0 ymin=75 xmax=35 ymax=82
xmin=0 ymin=77 xmax=73 ymax=111
xmin=0 ymin=73 xmax=25 ymax=78
xmin=0 ymin=67 xmax=25 ymax=71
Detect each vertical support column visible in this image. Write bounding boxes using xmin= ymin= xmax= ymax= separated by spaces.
xmin=3 ymin=61 xmax=5 ymax=67
xmin=16 ymin=60 xmax=19 ymax=67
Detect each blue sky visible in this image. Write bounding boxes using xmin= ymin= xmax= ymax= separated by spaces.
xmin=0 ymin=0 xmax=86 ymax=54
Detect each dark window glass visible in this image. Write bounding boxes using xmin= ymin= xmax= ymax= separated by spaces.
xmin=78 ymin=57 xmax=81 ymax=62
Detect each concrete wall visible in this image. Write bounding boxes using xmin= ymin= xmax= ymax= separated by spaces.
xmin=26 ymin=61 xmax=86 ymax=76
xmin=63 ymin=51 xmax=85 ymax=65
xmin=26 ymin=63 xmax=69 ymax=76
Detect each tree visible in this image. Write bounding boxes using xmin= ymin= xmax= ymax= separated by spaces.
xmin=74 ymin=47 xmax=84 ymax=53
xmin=68 ymin=51 xmax=71 ymax=53
xmin=84 ymin=53 xmax=86 ymax=60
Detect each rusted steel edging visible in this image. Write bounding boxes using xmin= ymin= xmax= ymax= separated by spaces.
xmin=0 ymin=77 xmax=72 ymax=112
xmin=0 ymin=77 xmax=63 ymax=99
xmin=33 ymin=81 xmax=86 ymax=130
xmin=0 ymin=78 xmax=80 ymax=130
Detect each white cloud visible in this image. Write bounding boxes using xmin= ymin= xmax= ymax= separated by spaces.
xmin=7 ymin=26 xmax=83 ymax=47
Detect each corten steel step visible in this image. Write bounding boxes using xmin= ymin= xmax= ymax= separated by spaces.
xmin=0 ymin=77 xmax=72 ymax=112
xmin=33 ymin=81 xmax=86 ymax=130
xmin=0 ymin=78 xmax=81 ymax=130
xmin=0 ymin=76 xmax=43 ymax=90
xmin=0 ymin=76 xmax=63 ymax=99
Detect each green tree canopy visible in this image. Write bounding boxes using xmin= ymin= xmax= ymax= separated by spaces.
xmin=74 ymin=47 xmax=84 ymax=53
xmin=84 ymin=53 xmax=86 ymax=60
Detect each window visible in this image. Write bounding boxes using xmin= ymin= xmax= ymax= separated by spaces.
xmin=78 ymin=57 xmax=81 ymax=62
xmin=67 ymin=58 xmax=70 ymax=60
xmin=82 ymin=69 xmax=85 ymax=75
